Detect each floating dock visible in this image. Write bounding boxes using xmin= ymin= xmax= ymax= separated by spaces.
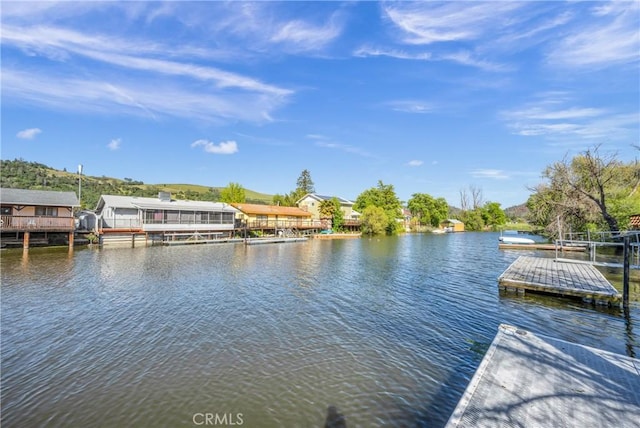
xmin=498 ymin=256 xmax=621 ymax=305
xmin=244 ymin=237 xmax=308 ymax=245
xmin=446 ymin=324 xmax=640 ymax=427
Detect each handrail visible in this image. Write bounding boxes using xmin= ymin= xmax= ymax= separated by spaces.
xmin=0 ymin=215 xmax=74 ymax=231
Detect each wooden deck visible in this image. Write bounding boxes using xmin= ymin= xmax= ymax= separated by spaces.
xmin=498 ymin=243 xmax=586 ymax=251
xmin=498 ymin=256 xmax=621 ymax=305
xmin=446 ymin=324 xmax=640 ymax=427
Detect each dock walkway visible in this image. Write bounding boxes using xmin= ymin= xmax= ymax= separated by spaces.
xmin=498 ymin=256 xmax=620 ymax=304
xmin=446 ymin=324 xmax=640 ymax=427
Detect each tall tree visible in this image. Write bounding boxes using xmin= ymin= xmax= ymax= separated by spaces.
xmin=354 ymin=180 xmax=403 ymax=234
xmin=360 ymin=205 xmax=387 ymax=235
xmin=528 ymin=145 xmax=640 ymax=233
xmin=296 ymin=169 xmax=315 ymax=195
xmin=407 ymin=193 xmax=449 ymax=227
xmin=220 ymin=182 xmax=246 ymax=203
xmin=482 ymin=201 xmax=507 ymax=228
xmin=274 ymin=169 xmax=315 ymax=206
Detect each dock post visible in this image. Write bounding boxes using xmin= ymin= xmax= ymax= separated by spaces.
xmin=23 ymin=231 xmax=30 ymax=249
xmin=68 ymin=231 xmax=74 ymax=248
xmin=623 ymin=235 xmax=630 ymax=309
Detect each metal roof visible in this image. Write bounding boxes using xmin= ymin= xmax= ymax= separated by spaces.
xmin=296 ymin=193 xmax=354 ymax=205
xmin=96 ymin=195 xmax=238 ymax=212
xmin=231 ymin=203 xmax=312 ymax=217
xmin=0 ymin=187 xmax=79 ymax=207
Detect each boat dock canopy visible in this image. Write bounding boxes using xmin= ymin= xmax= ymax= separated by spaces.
xmin=446 ymin=324 xmax=640 ymax=427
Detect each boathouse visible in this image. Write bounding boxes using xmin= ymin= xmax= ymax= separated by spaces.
xmin=95 ymin=193 xmax=239 ymax=246
xmin=231 ymin=203 xmax=322 ymax=234
xmin=0 ymin=187 xmax=79 ymax=248
xmin=440 ymin=219 xmax=465 ymax=232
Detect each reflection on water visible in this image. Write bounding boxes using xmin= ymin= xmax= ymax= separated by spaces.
xmin=1 ymin=233 xmax=638 ymax=427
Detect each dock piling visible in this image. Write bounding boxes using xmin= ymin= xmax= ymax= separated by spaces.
xmin=623 ymin=235 xmax=630 ymax=308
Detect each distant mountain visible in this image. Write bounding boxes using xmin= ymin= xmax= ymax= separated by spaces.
xmin=0 ymin=158 xmax=274 ymax=209
xmin=504 ymin=203 xmax=529 ymax=221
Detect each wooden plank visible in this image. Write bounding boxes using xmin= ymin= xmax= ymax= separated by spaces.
xmin=498 ymin=256 xmax=620 ymax=304
xmin=498 ymin=243 xmax=586 ymax=251
xmin=446 ymin=324 xmax=640 ymax=427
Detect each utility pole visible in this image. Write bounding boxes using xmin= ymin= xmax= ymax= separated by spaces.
xmin=78 ymin=164 xmax=83 ymax=208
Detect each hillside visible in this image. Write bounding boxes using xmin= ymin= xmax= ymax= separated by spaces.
xmin=0 ymin=159 xmax=274 ymax=209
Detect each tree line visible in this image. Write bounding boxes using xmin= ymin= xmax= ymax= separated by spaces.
xmin=5 ymin=145 xmax=635 ymax=236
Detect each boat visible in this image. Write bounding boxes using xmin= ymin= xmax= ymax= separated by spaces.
xmin=498 ymin=236 xmax=535 ymax=245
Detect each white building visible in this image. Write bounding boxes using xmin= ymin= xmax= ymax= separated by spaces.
xmin=95 ymin=193 xmax=239 ymax=245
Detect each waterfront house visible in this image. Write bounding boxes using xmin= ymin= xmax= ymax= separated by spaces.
xmin=0 ymin=187 xmax=79 ymax=248
xmin=95 ymin=192 xmax=239 ymax=245
xmin=630 ymin=214 xmax=640 ymax=230
xmin=296 ymin=193 xmax=361 ymax=225
xmin=231 ymin=203 xmax=322 ymax=232
xmin=440 ymin=219 xmax=465 ymax=232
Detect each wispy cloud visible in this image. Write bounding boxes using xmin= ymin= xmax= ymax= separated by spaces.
xmin=17 ymin=128 xmax=42 ymax=139
xmin=383 ymin=2 xmax=525 ymax=45
xmin=107 ymin=138 xmax=121 ymax=151
xmin=191 ymin=139 xmax=239 ymax=155
xmin=3 ymin=69 xmax=283 ymax=123
xmin=385 ymin=100 xmax=434 ymax=114
xmin=501 ymin=96 xmax=638 ymax=142
xmin=547 ymin=2 xmax=640 ymax=68
xmin=354 ymin=45 xmax=431 ymax=60
xmin=307 ymin=134 xmax=374 ymax=158
xmin=471 ymin=169 xmax=510 ymax=180
xmin=407 ymin=160 xmax=423 ymax=167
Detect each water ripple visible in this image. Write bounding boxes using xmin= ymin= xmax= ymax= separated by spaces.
xmin=1 ymin=233 xmax=637 ymax=427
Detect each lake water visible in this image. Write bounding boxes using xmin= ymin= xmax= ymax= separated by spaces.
xmin=2 ymin=232 xmax=638 ymax=427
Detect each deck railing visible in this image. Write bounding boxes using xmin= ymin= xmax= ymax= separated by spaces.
xmin=0 ymin=215 xmax=75 ymax=231
xmin=244 ymin=219 xmax=328 ymax=229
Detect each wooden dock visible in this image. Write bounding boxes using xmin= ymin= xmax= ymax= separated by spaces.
xmin=498 ymin=243 xmax=586 ymax=251
xmin=446 ymin=324 xmax=640 ymax=427
xmin=498 ymin=256 xmax=621 ymax=305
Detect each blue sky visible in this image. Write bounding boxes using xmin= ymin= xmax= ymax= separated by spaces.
xmin=2 ymin=1 xmax=639 ymax=208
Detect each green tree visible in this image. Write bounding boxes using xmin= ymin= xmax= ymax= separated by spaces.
xmin=527 ymin=146 xmax=640 ymax=234
xmin=407 ymin=193 xmax=449 ymax=227
xmin=274 ymin=169 xmax=315 ymax=206
xmin=460 ymin=208 xmax=485 ymax=231
xmin=319 ymin=197 xmax=345 ymax=231
xmin=354 ymin=180 xmax=403 ymax=234
xmin=220 ymin=182 xmax=246 ymax=203
xmin=360 ymin=205 xmax=387 ymax=235
xmin=482 ymin=201 xmax=507 ymax=228
xmin=296 ymin=169 xmax=315 ymax=195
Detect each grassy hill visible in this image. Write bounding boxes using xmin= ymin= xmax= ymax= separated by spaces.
xmin=0 ymin=159 xmax=274 ymax=209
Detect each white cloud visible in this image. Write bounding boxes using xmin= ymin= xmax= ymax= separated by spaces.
xmin=386 ymin=100 xmax=434 ymax=114
xmin=315 ymin=140 xmax=373 ymax=158
xmin=191 ymin=139 xmax=238 ymax=155
xmin=17 ymin=128 xmax=42 ymax=139
xmin=353 ymin=45 xmax=431 ymax=60
xmin=501 ymin=97 xmax=638 ymax=142
xmin=383 ymin=2 xmax=525 ymax=45
xmin=471 ymin=169 xmax=510 ymax=180
xmin=3 ymin=69 xmax=283 ymax=124
xmin=547 ymin=1 xmax=640 ymax=68
xmin=107 ymin=138 xmax=121 ymax=151
xmin=407 ymin=160 xmax=423 ymax=167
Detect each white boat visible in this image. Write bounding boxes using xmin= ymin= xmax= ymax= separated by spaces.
xmin=498 ymin=236 xmax=535 ymax=245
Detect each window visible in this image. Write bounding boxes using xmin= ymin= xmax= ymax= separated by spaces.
xmin=1 ymin=206 xmax=11 ymax=215
xmin=35 ymin=206 xmax=58 ymax=216
xmin=164 ymin=211 xmax=179 ymax=223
